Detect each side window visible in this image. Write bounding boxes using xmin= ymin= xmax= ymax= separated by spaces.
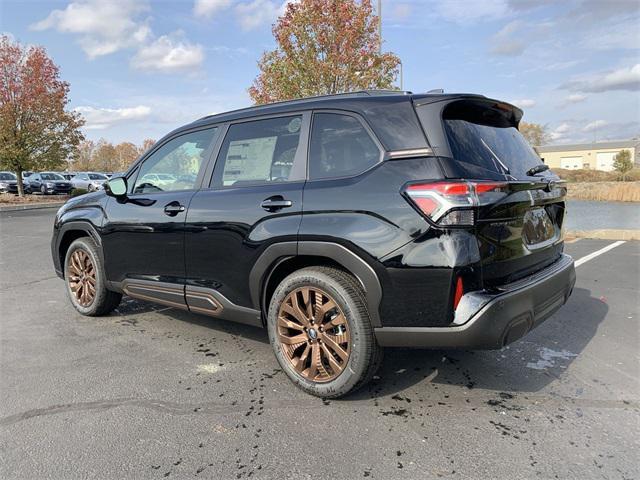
xmin=212 ymin=115 xmax=303 ymax=188
xmin=309 ymin=113 xmax=381 ymax=180
xmin=133 ymin=128 xmax=218 ymax=194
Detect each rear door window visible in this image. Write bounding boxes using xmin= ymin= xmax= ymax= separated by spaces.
xmin=308 ymin=113 xmax=381 ymax=180
xmin=211 ymin=115 xmax=305 ymax=188
xmin=441 ymin=100 xmax=543 ymax=179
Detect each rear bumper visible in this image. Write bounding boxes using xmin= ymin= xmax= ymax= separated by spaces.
xmin=375 ymin=253 xmax=576 ymax=349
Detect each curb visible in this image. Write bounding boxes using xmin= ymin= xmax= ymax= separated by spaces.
xmin=566 ymin=229 xmax=640 ymax=241
xmin=0 ymin=202 xmax=66 ymax=212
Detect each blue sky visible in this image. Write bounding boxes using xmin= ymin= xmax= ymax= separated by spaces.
xmin=2 ymin=0 xmax=639 ymax=145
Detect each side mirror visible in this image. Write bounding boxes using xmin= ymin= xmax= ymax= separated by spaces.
xmin=105 ymin=176 xmax=128 ymax=197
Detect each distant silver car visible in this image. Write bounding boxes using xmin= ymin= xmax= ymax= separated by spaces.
xmin=71 ymin=172 xmax=108 ymax=191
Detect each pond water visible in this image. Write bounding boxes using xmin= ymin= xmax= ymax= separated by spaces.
xmin=565 ymin=200 xmax=639 ymax=230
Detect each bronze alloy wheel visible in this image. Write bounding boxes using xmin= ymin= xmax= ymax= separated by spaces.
xmin=277 ymin=287 xmax=351 ymax=383
xmin=68 ymin=249 xmax=97 ymax=307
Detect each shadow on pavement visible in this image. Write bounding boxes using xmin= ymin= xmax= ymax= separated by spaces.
xmin=113 ymin=287 xmax=606 ymax=399
xmin=348 ymin=287 xmax=607 ymax=399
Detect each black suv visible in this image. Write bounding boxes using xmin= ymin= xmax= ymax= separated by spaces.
xmin=51 ymin=91 xmax=576 ymax=398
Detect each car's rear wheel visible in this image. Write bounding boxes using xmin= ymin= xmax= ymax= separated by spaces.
xmin=64 ymin=237 xmax=122 ymax=316
xmin=267 ymin=266 xmax=382 ymax=398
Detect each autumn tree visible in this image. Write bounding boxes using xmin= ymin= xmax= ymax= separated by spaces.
xmin=519 ymin=122 xmax=550 ymax=147
xmin=70 ymin=138 xmax=153 ymax=172
xmin=92 ymin=140 xmax=118 ymax=172
xmin=114 ymin=142 xmax=139 ymax=171
xmin=0 ymin=35 xmax=84 ymax=196
xmin=249 ymin=0 xmax=400 ymax=104
xmin=613 ymin=149 xmax=633 ymax=181
xmin=138 ymin=138 xmax=156 ymax=157
xmin=72 ymin=139 xmax=95 ymax=171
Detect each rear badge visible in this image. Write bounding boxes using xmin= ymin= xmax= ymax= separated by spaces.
xmin=522 ymin=208 xmax=556 ymax=247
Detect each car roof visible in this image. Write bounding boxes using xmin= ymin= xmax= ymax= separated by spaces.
xmin=181 ymin=91 xmax=492 ymax=151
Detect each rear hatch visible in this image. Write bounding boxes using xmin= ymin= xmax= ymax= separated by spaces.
xmin=416 ymin=97 xmax=566 ymax=288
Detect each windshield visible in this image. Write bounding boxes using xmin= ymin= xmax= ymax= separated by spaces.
xmin=41 ymin=173 xmax=64 ymax=181
xmin=89 ymin=173 xmax=107 ymax=180
xmin=442 ymin=100 xmax=543 ymax=179
xmin=0 ymin=173 xmax=16 ymax=180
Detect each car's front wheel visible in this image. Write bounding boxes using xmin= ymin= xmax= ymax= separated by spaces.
xmin=40 ymin=185 xmax=47 ymax=195
xmin=64 ymin=237 xmax=122 ymax=316
xmin=267 ymin=266 xmax=382 ymax=398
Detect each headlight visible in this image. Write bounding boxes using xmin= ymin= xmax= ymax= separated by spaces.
xmin=46 ymin=182 xmax=55 ymax=187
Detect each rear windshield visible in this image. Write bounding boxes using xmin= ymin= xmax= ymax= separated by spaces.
xmin=442 ymin=100 xmax=543 ymax=179
xmin=88 ymin=173 xmax=107 ymax=180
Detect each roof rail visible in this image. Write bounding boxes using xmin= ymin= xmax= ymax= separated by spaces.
xmin=199 ymin=89 xmax=412 ymax=121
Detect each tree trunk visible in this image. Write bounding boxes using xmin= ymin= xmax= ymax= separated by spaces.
xmin=16 ymin=169 xmax=24 ymax=197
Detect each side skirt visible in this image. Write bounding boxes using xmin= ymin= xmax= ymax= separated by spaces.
xmin=120 ymin=279 xmax=262 ymax=328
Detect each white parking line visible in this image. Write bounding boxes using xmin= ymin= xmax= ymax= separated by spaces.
xmin=574 ymin=241 xmax=626 ymax=267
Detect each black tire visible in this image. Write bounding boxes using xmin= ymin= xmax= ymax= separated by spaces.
xmin=40 ymin=185 xmax=47 ymax=195
xmin=88 ymin=184 xmax=94 ymax=192
xmin=64 ymin=237 xmax=122 ymax=316
xmin=267 ymin=266 xmax=382 ymax=398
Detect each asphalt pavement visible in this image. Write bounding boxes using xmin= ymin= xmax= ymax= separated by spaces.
xmin=0 ymin=208 xmax=638 ymax=479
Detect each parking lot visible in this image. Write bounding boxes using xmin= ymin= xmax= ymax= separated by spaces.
xmin=0 ymin=208 xmax=638 ymax=479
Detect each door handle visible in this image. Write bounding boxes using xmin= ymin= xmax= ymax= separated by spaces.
xmin=261 ymin=196 xmax=293 ymax=212
xmin=164 ymin=201 xmax=185 ymax=216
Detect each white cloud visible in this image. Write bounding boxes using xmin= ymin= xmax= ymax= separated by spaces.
xmin=131 ymin=34 xmax=204 ymax=72
xmin=510 ymin=98 xmax=536 ymax=108
xmin=435 ymin=0 xmax=509 ymax=24
xmin=566 ymin=93 xmax=587 ymax=103
xmin=582 ymin=120 xmax=608 ymax=132
xmin=550 ymin=122 xmax=571 ymax=140
xmin=31 ymin=0 xmax=150 ymax=58
xmin=75 ymin=105 xmax=151 ymax=130
xmin=490 ymin=20 xmax=526 ymax=56
xmin=235 ymin=0 xmax=288 ymax=31
xmin=194 ymin=0 xmax=232 ymax=18
xmin=563 ymin=64 xmax=640 ymax=93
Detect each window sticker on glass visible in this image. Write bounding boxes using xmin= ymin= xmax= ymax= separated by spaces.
xmin=287 ymin=117 xmax=301 ymax=133
xmin=223 ymin=136 xmax=278 ymax=186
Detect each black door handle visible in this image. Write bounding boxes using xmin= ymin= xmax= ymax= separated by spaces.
xmin=261 ymin=196 xmax=293 ymax=212
xmin=164 ymin=201 xmax=185 ymax=216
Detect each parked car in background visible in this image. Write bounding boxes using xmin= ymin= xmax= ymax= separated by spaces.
xmin=61 ymin=172 xmax=76 ymax=181
xmin=0 ymin=172 xmax=19 ymax=194
xmin=21 ymin=171 xmax=34 ymax=193
xmin=71 ymin=172 xmax=108 ymax=191
xmin=29 ymin=172 xmax=73 ymax=195
xmin=51 ymin=91 xmax=576 ymax=398
xmin=138 ymin=173 xmax=177 ymax=189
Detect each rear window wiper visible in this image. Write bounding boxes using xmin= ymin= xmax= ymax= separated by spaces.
xmin=526 ymin=164 xmax=549 ymax=176
xmin=479 ymin=138 xmax=511 ymax=175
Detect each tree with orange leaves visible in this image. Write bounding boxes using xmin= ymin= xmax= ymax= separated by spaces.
xmin=249 ymin=0 xmax=400 ymax=105
xmin=0 ymin=35 xmax=84 ymax=195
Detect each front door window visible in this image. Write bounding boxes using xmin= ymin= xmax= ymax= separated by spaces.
xmin=133 ymin=128 xmax=218 ymax=194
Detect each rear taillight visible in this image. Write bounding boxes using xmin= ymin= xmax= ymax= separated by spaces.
xmin=453 ymin=276 xmax=464 ymax=310
xmin=404 ymin=181 xmax=507 ymax=227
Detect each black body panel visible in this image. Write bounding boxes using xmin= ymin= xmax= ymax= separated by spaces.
xmin=184 ymin=182 xmax=304 ymax=309
xmin=101 ymin=191 xmax=197 ymax=285
xmin=51 ymin=90 xmax=575 ymax=347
